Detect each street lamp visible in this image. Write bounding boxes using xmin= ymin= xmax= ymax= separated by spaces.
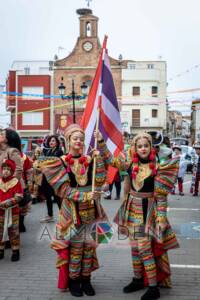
xmin=58 ymin=78 xmax=88 ymax=123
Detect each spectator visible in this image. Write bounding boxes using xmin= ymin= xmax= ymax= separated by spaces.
xmin=193 ymin=143 xmax=200 ymax=196
xmin=40 ymin=135 xmax=63 ymax=223
xmin=0 ymin=128 xmax=23 ymax=181
xmin=172 ymin=145 xmax=187 ymax=196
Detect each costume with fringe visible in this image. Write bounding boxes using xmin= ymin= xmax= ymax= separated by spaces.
xmin=99 ymin=141 xmax=179 ymax=288
xmin=38 ymin=153 xmax=107 ymax=289
xmin=0 ymin=177 xmax=23 ymax=250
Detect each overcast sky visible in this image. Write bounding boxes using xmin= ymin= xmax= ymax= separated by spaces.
xmin=1 ymin=0 xmax=200 ymax=125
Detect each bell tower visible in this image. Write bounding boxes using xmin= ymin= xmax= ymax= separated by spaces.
xmin=77 ymin=8 xmax=98 ymax=38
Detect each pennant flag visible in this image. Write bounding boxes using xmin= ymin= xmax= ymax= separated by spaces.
xmin=81 ymin=36 xmax=124 ymax=156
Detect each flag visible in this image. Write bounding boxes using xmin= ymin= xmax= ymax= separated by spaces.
xmin=81 ymin=36 xmax=124 ymax=156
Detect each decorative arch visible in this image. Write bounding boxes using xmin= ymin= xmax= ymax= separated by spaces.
xmin=86 ymin=22 xmax=92 ymax=37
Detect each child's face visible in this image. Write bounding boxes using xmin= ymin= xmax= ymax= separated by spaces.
xmin=2 ymin=167 xmax=12 ymax=178
xmin=136 ymin=137 xmax=151 ymax=159
xmin=69 ymin=131 xmax=85 ymax=151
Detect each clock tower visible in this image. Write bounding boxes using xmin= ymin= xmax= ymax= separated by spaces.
xmin=78 ymin=8 xmax=101 ymax=53
xmin=53 ymin=8 xmax=122 ymax=128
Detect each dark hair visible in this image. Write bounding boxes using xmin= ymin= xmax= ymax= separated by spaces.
xmin=46 ymin=135 xmax=60 ymax=149
xmin=163 ymin=136 xmax=171 ymax=148
xmin=5 ymin=128 xmax=21 ymax=152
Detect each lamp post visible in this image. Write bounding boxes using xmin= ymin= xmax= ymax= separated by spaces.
xmin=58 ymin=78 xmax=88 ymax=123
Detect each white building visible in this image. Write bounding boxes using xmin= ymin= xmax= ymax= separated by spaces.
xmin=11 ymin=60 xmax=51 ymax=75
xmin=182 ymin=118 xmax=191 ymax=138
xmin=191 ymin=100 xmax=200 ymax=143
xmin=120 ymin=60 xmax=167 ymax=134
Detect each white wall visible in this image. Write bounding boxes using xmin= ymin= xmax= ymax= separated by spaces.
xmin=11 ymin=61 xmax=50 ymax=75
xmin=121 ymin=61 xmax=167 ymax=132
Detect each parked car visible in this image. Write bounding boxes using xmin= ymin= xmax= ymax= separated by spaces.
xmin=181 ymin=145 xmax=197 ymax=173
xmin=171 ymin=138 xmax=189 ymax=146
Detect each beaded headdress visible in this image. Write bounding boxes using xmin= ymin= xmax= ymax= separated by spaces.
xmin=64 ymin=124 xmax=85 ymax=140
xmin=133 ymin=133 xmax=152 ymax=148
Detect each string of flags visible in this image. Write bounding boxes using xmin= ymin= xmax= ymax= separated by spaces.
xmin=168 ymin=63 xmax=200 ymax=83
xmin=0 ymin=91 xmax=86 ymax=100
xmin=0 ymin=88 xmax=199 ymax=117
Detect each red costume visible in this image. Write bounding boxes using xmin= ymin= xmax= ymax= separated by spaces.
xmin=0 ymin=160 xmax=23 ymax=250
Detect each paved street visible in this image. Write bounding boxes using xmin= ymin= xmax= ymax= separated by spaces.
xmin=0 ymin=175 xmax=200 ymax=300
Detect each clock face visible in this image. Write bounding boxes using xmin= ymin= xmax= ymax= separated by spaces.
xmin=83 ymin=41 xmax=93 ymax=52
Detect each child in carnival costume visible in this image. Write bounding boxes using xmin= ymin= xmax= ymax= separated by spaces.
xmin=38 ymin=124 xmax=109 ymax=297
xmin=0 ymin=159 xmax=23 ymax=261
xmin=97 ymin=131 xmax=179 ymax=300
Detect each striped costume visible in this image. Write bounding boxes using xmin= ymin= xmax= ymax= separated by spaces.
xmin=38 ymin=153 xmax=107 ymax=288
xmin=0 ymin=177 xmax=23 ymax=250
xmin=99 ymin=141 xmax=179 ymax=288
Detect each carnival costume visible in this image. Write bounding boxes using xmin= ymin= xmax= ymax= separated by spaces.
xmin=0 ymin=159 xmax=23 ymax=261
xmin=98 ymin=133 xmax=179 ymax=299
xmin=38 ymin=124 xmax=108 ymax=296
xmin=19 ymin=153 xmax=33 ymax=232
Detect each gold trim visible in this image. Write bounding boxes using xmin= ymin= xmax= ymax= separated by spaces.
xmin=0 ymin=178 xmax=18 ymax=193
xmin=132 ymin=163 xmax=152 ymax=191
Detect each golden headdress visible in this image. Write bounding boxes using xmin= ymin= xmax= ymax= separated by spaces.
xmin=64 ymin=124 xmax=85 ymax=140
xmin=133 ymin=132 xmax=152 ymax=148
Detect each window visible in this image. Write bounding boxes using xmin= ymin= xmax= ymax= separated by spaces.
xmin=132 ymin=86 xmax=140 ymax=96
xmin=22 ymin=112 xmax=43 ymax=126
xmin=132 ymin=109 xmax=140 ymax=127
xmin=86 ymin=22 xmax=92 ymax=37
xmin=147 ymin=64 xmax=154 ymax=69
xmin=22 ymin=87 xmax=44 ymax=99
xmin=24 ymin=67 xmax=30 ymax=75
xmin=152 ymin=86 xmax=158 ymax=97
xmin=152 ymin=109 xmax=158 ymax=118
xmin=128 ymin=63 xmax=136 ymax=69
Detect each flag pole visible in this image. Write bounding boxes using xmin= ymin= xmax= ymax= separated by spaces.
xmin=92 ymin=106 xmax=100 ymax=193
xmin=91 ymin=35 xmax=108 ymax=201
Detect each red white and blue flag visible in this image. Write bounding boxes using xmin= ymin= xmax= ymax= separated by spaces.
xmin=81 ymin=36 xmax=124 ymax=156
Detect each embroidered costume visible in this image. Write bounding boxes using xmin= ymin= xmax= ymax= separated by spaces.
xmin=98 ymin=133 xmax=179 ymax=298
xmin=0 ymin=160 xmax=23 ymax=261
xmin=38 ymin=124 xmax=108 ymax=296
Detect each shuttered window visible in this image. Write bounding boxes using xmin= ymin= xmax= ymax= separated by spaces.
xmin=132 ymin=86 xmax=140 ymax=96
xmin=132 ymin=109 xmax=140 ymax=127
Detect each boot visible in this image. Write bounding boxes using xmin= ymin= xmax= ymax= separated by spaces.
xmin=5 ymin=240 xmax=11 ymax=249
xmin=0 ymin=250 xmax=4 ymax=260
xmin=11 ymin=250 xmax=20 ymax=262
xmin=32 ymin=197 xmax=38 ymax=205
xmin=123 ymin=277 xmax=144 ymax=293
xmin=69 ymin=278 xmax=83 ymax=297
xmin=19 ymin=215 xmax=26 ymax=233
xmin=141 ymin=286 xmax=160 ymax=300
xmin=82 ymin=276 xmax=95 ymax=296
